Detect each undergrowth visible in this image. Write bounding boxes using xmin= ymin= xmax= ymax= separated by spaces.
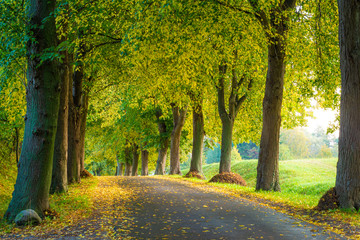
xmin=0 ymin=177 xmax=97 ymax=235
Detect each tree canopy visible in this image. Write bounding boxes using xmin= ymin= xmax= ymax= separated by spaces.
xmin=3 ymin=0 xmax=357 ymax=223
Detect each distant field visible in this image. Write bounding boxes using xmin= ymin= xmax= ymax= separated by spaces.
xmin=184 ymin=158 xmax=337 ymax=207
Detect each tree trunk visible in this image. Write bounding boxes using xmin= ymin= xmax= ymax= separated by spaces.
xmin=170 ymin=105 xmax=187 ymax=175
xmin=155 ymin=139 xmax=169 ymax=175
xmin=124 ymin=162 xmax=132 ymax=176
xmin=219 ymin=118 xmax=234 ymax=173
xmin=336 ymin=0 xmax=360 ymax=210
xmin=4 ymin=0 xmax=60 ymax=222
xmin=50 ymin=37 xmax=70 ymax=194
xmin=79 ymin=93 xmax=89 ymax=172
xmin=217 ymin=64 xmax=245 ymax=174
xmin=253 ymin=1 xmax=297 ymax=192
xmin=67 ymin=91 xmax=81 ymax=183
xmin=119 ymin=163 xmax=124 ymax=176
xmin=141 ymin=149 xmax=149 ymax=176
xmin=67 ymin=99 xmax=78 ymax=183
xmin=131 ymin=144 xmax=139 ymax=176
xmin=155 ymin=109 xmax=169 ymax=175
xmin=67 ymin=38 xmax=85 ymax=184
xmin=189 ymin=105 xmax=205 ymax=173
xmin=256 ymin=40 xmax=285 ymax=192
xmin=124 ymin=145 xmax=132 ymax=176
xmin=116 ymin=154 xmax=123 ymax=176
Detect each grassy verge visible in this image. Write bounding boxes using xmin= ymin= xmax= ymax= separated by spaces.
xmin=0 ymin=177 xmax=98 ymax=235
xmin=197 ymin=158 xmax=337 ymax=208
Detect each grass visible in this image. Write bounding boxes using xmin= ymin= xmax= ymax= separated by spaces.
xmin=197 ymin=158 xmax=337 ymax=208
xmin=0 ymin=176 xmax=98 ymax=235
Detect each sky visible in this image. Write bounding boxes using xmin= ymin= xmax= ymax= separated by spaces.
xmin=304 ymin=108 xmax=339 ymax=136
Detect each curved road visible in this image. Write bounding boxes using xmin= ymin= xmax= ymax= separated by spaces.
xmin=118 ymin=177 xmax=345 ymax=240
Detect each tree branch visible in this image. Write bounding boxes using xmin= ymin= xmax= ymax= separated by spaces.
xmin=86 ymin=40 xmax=122 ymax=53
xmin=88 ymin=32 xmax=123 ymax=41
xmin=247 ymin=0 xmax=270 ymax=31
xmin=217 ymin=65 xmax=228 ymax=120
xmin=284 ymin=0 xmax=297 ymax=10
xmin=237 ymin=75 xmax=246 ymax=91
xmin=172 ymin=105 xmax=180 ymax=127
xmin=234 ymin=79 xmax=253 ymax=116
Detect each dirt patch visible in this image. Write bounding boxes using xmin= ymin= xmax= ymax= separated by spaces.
xmin=315 ymin=187 xmax=339 ymax=211
xmin=209 ymin=172 xmax=247 ymax=186
xmin=184 ymin=171 xmax=205 ymax=179
xmin=81 ymin=169 xmax=93 ymax=178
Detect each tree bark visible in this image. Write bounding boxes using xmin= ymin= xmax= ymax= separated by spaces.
xmin=141 ymin=149 xmax=149 ymax=176
xmin=79 ymin=93 xmax=89 ymax=172
xmin=50 ymin=35 xmax=70 ymax=194
xmin=170 ymin=105 xmax=187 ymax=175
xmin=336 ymin=0 xmax=360 ymax=210
xmin=4 ymin=0 xmax=60 ymax=222
xmin=252 ymin=0 xmax=297 ymax=192
xmin=67 ymin=96 xmax=78 ymax=183
xmin=219 ymin=118 xmax=234 ymax=173
xmin=119 ymin=163 xmax=124 ymax=176
xmin=256 ymin=41 xmax=285 ymax=192
xmin=189 ymin=104 xmax=205 ymax=173
xmin=124 ymin=162 xmax=132 ymax=176
xmin=217 ymin=64 xmax=250 ymax=173
xmin=67 ymin=37 xmax=85 ymax=184
xmin=116 ymin=154 xmax=123 ymax=176
xmin=124 ymin=145 xmax=132 ymax=176
xmin=131 ymin=144 xmax=139 ymax=176
xmin=155 ymin=109 xmax=169 ymax=175
xmin=155 ymin=136 xmax=169 ymax=175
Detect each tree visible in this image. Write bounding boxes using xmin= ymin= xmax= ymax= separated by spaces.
xmin=237 ymin=141 xmax=259 ymax=159
xmin=67 ymin=35 xmax=86 ymax=184
xmin=154 ymin=108 xmax=171 ymax=175
xmin=205 ymin=143 xmax=221 ymax=164
xmin=169 ymin=105 xmax=188 ymax=174
xmin=280 ymin=128 xmax=310 ymax=159
xmin=131 ymin=143 xmax=139 ymax=176
xmin=336 ymin=0 xmax=360 ymax=210
xmin=51 ymin=5 xmax=70 ymax=194
xmin=116 ymin=153 xmax=124 ymax=176
xmin=279 ymin=144 xmax=292 ymax=160
xmin=4 ymin=0 xmax=60 ymax=221
xmin=188 ymin=99 xmax=205 ymax=175
xmin=124 ymin=143 xmax=132 ymax=176
xmin=0 ymin=0 xmax=27 ymax=167
xmin=251 ymin=0 xmax=298 ymax=192
xmin=141 ymin=149 xmax=149 ymax=176
xmin=217 ymin=63 xmax=253 ymax=173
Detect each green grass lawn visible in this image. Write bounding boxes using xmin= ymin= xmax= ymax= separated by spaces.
xmin=185 ymin=158 xmax=337 ymax=208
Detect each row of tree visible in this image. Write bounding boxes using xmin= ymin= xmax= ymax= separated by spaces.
xmin=1 ymin=0 xmax=359 ymax=223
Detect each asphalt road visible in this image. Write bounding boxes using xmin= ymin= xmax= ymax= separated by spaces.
xmin=118 ymin=177 xmax=346 ymax=240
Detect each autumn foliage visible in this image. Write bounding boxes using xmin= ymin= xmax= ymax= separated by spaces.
xmin=209 ymin=172 xmax=247 ymax=186
xmin=80 ymin=169 xmax=93 ymax=178
xmin=184 ymin=171 xmax=205 ymax=180
xmin=315 ymin=187 xmax=339 ymax=211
